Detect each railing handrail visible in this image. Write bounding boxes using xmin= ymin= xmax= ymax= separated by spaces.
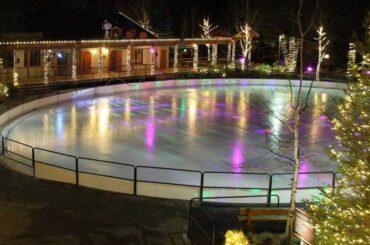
xmin=136 ymin=165 xmax=203 ymax=174
xmin=78 ymin=156 xmax=135 ymax=168
xmin=2 ymin=135 xmax=337 ymax=204
xmin=34 ymin=147 xmax=77 ymax=159
xmin=204 ymin=170 xmax=270 ymax=175
xmin=2 ymin=136 xmax=34 ymax=148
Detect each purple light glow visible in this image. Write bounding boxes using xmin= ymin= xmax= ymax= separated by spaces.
xmin=306 ymin=66 xmax=314 ymax=72
xmin=319 ymin=115 xmax=328 ymax=120
xmin=239 ymin=57 xmax=246 ymax=64
xmin=366 ymin=70 xmax=370 ymax=75
xmin=297 ymin=159 xmax=310 ymax=188
xmin=231 ymin=141 xmax=244 ymax=173
xmin=150 ymin=47 xmax=155 ymax=54
xmin=254 ymin=128 xmax=272 ymax=134
xmin=146 ymin=121 xmax=155 ymax=149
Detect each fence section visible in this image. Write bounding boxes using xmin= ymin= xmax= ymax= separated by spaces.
xmin=136 ymin=166 xmax=202 ymax=200
xmin=78 ymin=157 xmax=135 ymax=194
xmin=34 ymin=147 xmax=77 ymax=184
xmin=203 ymin=172 xmax=271 ymax=203
xmin=0 ymin=136 xmax=336 ymax=203
xmin=2 ymin=137 xmax=33 ymax=168
xmin=271 ymin=172 xmax=335 ymax=203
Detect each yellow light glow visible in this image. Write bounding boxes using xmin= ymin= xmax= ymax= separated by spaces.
xmin=102 ymin=47 xmax=109 ymax=54
xmin=224 ymin=230 xmax=249 ymax=245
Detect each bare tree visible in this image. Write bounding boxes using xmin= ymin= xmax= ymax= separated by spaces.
xmin=285 ymin=0 xmax=320 ymax=241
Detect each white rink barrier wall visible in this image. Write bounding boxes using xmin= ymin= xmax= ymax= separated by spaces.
xmin=0 ymin=79 xmax=344 ymax=203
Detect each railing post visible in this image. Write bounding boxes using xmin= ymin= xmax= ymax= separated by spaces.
xmin=133 ymin=166 xmax=137 ymax=195
xmin=332 ymin=172 xmax=336 ymax=188
xmin=200 ymin=172 xmax=204 ymax=201
xmin=1 ymin=136 xmax=4 ymax=155
xmin=32 ymin=147 xmax=35 ymax=177
xmin=75 ymin=157 xmax=79 ymax=185
xmin=267 ymin=174 xmax=273 ymax=207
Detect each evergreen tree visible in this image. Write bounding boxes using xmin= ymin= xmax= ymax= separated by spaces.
xmin=308 ymin=12 xmax=370 ymax=244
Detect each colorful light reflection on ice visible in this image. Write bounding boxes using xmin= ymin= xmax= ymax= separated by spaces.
xmin=231 ymin=141 xmax=244 ymax=172
xmin=4 ymin=84 xmax=343 ymax=176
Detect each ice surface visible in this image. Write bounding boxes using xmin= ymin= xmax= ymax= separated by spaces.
xmin=2 ymin=84 xmax=343 ymax=201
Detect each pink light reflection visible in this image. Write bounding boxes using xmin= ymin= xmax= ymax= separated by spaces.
xmin=146 ymin=121 xmax=155 ymax=150
xmin=231 ymin=141 xmax=244 ymax=173
xmin=298 ymin=159 xmax=310 ymax=188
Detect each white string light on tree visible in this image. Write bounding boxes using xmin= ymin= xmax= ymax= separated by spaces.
xmin=316 ymin=26 xmax=330 ymax=81
xmin=72 ymin=48 xmax=77 ymax=80
xmin=239 ymin=23 xmax=253 ymax=70
xmin=346 ymin=43 xmax=356 ymax=78
xmin=281 ymin=35 xmax=300 ymax=72
xmin=193 ymin=44 xmax=198 ymax=70
xmin=43 ymin=49 xmax=50 ymax=84
xmin=231 ymin=41 xmax=236 ymax=68
xmin=127 ymin=45 xmax=131 ymax=75
xmin=98 ymin=47 xmax=103 ymax=79
xmin=200 ymin=18 xmax=218 ymax=62
xmin=211 ymin=44 xmax=217 ymax=66
xmin=174 ymin=44 xmax=178 ymax=72
xmin=150 ymin=47 xmax=155 ymax=75
xmin=13 ymin=50 xmax=18 ymax=86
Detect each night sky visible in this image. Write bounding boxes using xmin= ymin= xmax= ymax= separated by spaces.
xmin=0 ymin=0 xmax=369 ymax=67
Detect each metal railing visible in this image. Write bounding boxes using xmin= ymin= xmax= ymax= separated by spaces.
xmin=188 ymin=195 xmax=281 ymax=245
xmin=1 ymin=135 xmax=337 ymax=203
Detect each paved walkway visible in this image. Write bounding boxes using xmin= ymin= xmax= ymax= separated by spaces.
xmin=0 ymin=161 xmax=189 ymax=245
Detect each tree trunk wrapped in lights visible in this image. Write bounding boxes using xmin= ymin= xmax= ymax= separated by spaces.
xmin=43 ymin=50 xmax=50 ymax=84
xmin=308 ymin=16 xmax=370 ymax=245
xmin=127 ymin=45 xmax=131 ymax=75
xmin=239 ymin=23 xmax=253 ymax=70
xmin=211 ymin=44 xmax=217 ymax=66
xmin=173 ymin=44 xmax=178 ymax=72
xmin=346 ymin=43 xmax=356 ymax=78
xmin=281 ymin=35 xmax=300 ymax=73
xmin=315 ymin=26 xmax=329 ymax=81
xmin=193 ymin=44 xmax=198 ymax=70
xmin=72 ymin=48 xmax=77 ymax=80
xmin=13 ymin=50 xmax=18 ymax=86
xmin=98 ymin=47 xmax=103 ymax=79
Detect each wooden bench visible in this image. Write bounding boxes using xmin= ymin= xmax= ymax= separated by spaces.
xmin=239 ymin=208 xmax=289 ymax=230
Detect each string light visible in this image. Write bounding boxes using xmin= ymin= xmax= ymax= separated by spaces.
xmin=239 ymin=23 xmax=253 ymax=66
xmin=281 ymin=35 xmax=300 ymax=72
xmin=150 ymin=47 xmax=155 ymax=75
xmin=127 ymin=45 xmax=131 ymax=75
xmin=13 ymin=50 xmax=18 ymax=86
xmin=193 ymin=44 xmax=198 ymax=70
xmin=72 ymin=48 xmax=77 ymax=80
xmin=200 ymin=18 xmax=218 ymax=61
xmin=173 ymin=44 xmax=178 ymax=72
xmin=98 ymin=47 xmax=102 ymax=79
xmin=211 ymin=44 xmax=217 ymax=66
xmin=315 ymin=26 xmax=330 ymax=81
xmin=308 ymin=30 xmax=370 ymax=244
xmin=43 ymin=49 xmax=49 ymax=84
xmin=0 ymin=38 xmax=232 ymax=47
xmin=346 ymin=43 xmax=356 ymax=78
xmin=231 ymin=41 xmax=236 ymax=68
